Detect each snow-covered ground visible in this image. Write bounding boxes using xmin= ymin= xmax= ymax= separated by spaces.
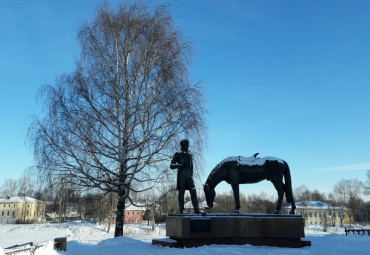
xmin=0 ymin=222 xmax=369 ymax=255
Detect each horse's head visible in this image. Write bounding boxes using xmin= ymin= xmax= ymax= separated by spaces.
xmin=203 ymin=184 xmax=216 ymax=208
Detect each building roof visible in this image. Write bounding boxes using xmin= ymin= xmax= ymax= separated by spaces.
xmin=0 ymin=196 xmax=42 ymax=204
xmin=283 ymin=201 xmax=348 ymax=210
xmin=125 ymin=203 xmax=146 ymax=211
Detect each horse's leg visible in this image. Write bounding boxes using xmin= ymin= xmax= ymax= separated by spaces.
xmin=231 ymin=183 xmax=240 ymax=213
xmin=272 ymin=181 xmax=284 ymax=214
xmin=290 ymin=197 xmax=296 ymax=214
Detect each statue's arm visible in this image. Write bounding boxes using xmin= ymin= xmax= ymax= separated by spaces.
xmin=170 ymin=153 xmax=182 ymax=169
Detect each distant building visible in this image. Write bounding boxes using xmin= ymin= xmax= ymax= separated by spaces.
xmin=282 ymin=201 xmax=354 ymax=226
xmin=0 ymin=196 xmax=46 ymax=224
xmin=112 ymin=203 xmax=146 ymax=225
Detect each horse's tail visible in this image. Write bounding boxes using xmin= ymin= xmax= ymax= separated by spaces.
xmin=283 ymin=161 xmax=295 ymax=205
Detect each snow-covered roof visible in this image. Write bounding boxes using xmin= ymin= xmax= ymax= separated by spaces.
xmin=185 ymin=200 xmax=216 ymax=209
xmin=0 ymin=196 xmax=43 ymax=204
xmin=283 ymin=201 xmax=348 ymax=210
xmin=125 ymin=203 xmax=146 ymax=211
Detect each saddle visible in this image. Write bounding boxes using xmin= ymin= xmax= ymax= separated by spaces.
xmin=237 ymin=152 xmax=259 ymax=163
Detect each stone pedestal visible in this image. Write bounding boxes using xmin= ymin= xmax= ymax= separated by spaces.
xmin=152 ymin=213 xmax=311 ymax=248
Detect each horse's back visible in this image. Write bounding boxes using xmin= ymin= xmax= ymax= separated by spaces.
xmin=220 ymin=155 xmax=285 ymax=167
xmin=224 ymin=156 xmax=286 ymax=184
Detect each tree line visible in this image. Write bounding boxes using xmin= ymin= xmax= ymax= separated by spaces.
xmin=1 ymin=171 xmax=369 ymax=227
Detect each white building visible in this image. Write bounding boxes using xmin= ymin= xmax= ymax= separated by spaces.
xmin=283 ymin=201 xmax=354 ymax=226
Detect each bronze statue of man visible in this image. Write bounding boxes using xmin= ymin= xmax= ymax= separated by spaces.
xmin=170 ymin=139 xmax=201 ymax=214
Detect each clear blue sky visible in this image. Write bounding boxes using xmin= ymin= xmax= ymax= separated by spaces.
xmin=1 ymin=0 xmax=369 ymax=199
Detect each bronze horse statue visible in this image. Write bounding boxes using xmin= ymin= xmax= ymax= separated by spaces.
xmin=204 ymin=153 xmax=296 ymax=214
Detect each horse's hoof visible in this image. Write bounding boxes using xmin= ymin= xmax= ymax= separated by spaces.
xmin=289 ymin=211 xmax=295 ymax=215
xmin=234 ymin=210 xmax=240 ymax=214
xmin=273 ymin=210 xmax=279 ymax=214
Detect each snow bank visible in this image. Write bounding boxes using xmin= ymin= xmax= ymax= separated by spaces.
xmin=1 ymin=241 xmax=58 ymax=255
xmin=34 ymin=241 xmax=60 ymax=255
xmin=65 ymin=232 xmax=370 ymax=255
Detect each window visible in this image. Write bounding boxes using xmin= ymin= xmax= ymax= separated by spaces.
xmin=127 ymin=212 xmax=130 ymax=216
xmin=136 ymin=218 xmax=139 ymax=223
xmin=126 ymin=219 xmax=130 ymax=223
xmin=131 ymin=219 xmax=134 ymax=223
xmin=12 ymin=211 xmax=15 ymax=217
xmin=1 ymin=211 xmax=4 ymax=216
xmin=137 ymin=212 xmax=140 ymax=216
xmin=7 ymin=211 xmax=10 ymax=216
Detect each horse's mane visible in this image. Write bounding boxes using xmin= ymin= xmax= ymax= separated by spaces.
xmin=206 ymin=158 xmax=237 ymax=187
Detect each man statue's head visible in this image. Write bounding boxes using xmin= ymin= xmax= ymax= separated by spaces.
xmin=180 ymin=139 xmax=189 ymax=152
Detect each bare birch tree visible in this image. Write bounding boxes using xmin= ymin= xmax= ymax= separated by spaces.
xmin=28 ymin=2 xmax=206 ymax=237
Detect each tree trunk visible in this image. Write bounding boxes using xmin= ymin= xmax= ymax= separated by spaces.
xmin=106 ymin=215 xmax=112 ymax=233
xmin=151 ymin=204 xmax=155 ymax=231
xmin=114 ymin=190 xmax=126 ymax=237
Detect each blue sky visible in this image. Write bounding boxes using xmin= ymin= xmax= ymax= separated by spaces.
xmin=0 ymin=0 xmax=369 ymax=198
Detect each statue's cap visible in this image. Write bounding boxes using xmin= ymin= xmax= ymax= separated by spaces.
xmin=180 ymin=139 xmax=189 ymax=146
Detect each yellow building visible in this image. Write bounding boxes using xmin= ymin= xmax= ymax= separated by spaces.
xmin=0 ymin=196 xmax=46 ymax=224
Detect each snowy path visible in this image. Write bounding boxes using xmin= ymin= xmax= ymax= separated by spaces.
xmin=0 ymin=223 xmax=369 ymax=255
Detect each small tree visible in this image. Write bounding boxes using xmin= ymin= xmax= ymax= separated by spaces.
xmin=99 ymin=192 xmax=118 ymax=233
xmin=365 ymin=169 xmax=370 ymax=196
xmin=333 ymin=179 xmax=363 ymax=209
xmin=29 ymin=2 xmax=206 ymax=237
xmin=0 ymin=179 xmax=18 ymax=197
xmin=294 ymin=185 xmax=311 ymax=201
xmin=17 ymin=177 xmax=35 ymax=197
